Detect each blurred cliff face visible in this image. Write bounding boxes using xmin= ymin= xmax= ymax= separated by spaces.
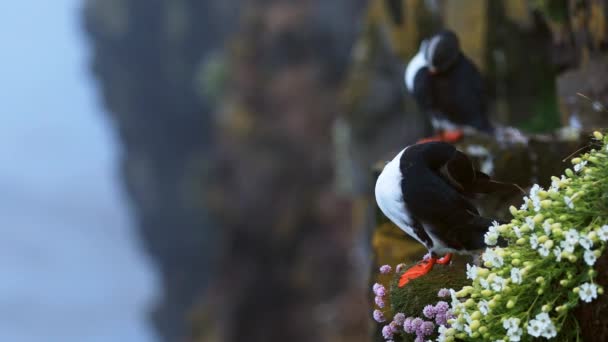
xmin=84 ymin=0 xmax=368 ymax=341
xmin=83 ymin=0 xmax=242 ymax=341
xmin=205 ymin=1 xmax=370 ymax=341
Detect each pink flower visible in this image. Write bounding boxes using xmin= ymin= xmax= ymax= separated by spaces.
xmin=373 ymin=309 xmax=386 ymax=323
xmin=375 ymin=296 xmax=385 ymax=308
xmin=422 ymin=304 xmax=436 ymax=319
xmin=417 ymin=321 xmax=435 ymax=336
xmin=379 ymin=264 xmax=392 ymax=274
xmin=396 ymin=263 xmax=406 ymax=273
xmin=393 ymin=313 xmax=406 ymax=325
xmin=411 ymin=317 xmax=423 ymax=331
xmin=382 ymin=325 xmax=394 ymax=339
xmin=374 ymin=285 xmax=386 ymax=297
xmin=403 ymin=317 xmax=414 ymax=333
xmin=434 ymin=301 xmax=449 ymax=315
xmin=437 ymin=288 xmax=450 ymax=297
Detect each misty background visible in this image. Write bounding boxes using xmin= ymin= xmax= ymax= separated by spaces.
xmin=0 ymin=1 xmax=159 ymax=341
xmin=0 ymin=1 xmax=606 ymax=342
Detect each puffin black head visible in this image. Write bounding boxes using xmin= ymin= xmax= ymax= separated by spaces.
xmin=424 ymin=30 xmax=461 ymax=74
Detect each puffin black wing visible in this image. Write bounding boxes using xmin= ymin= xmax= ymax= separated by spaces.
xmin=400 ymin=143 xmax=500 ymax=251
xmin=440 ymin=149 xmax=525 ymax=196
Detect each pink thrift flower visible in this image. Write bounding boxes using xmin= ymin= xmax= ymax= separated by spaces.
xmin=437 ymin=288 xmax=450 ymax=297
xmin=393 ymin=313 xmax=406 ymax=325
xmin=375 ymin=296 xmax=385 ymax=308
xmin=434 ymin=301 xmax=449 ymax=315
xmin=379 ymin=264 xmax=392 ymax=274
xmin=411 ymin=317 xmax=423 ymax=331
xmin=422 ymin=304 xmax=436 ymax=319
xmin=418 ymin=321 xmax=435 ymax=336
xmin=396 ymin=263 xmax=406 ymax=273
xmin=403 ymin=317 xmax=414 ymax=333
xmin=382 ymin=325 xmax=394 ymax=339
xmin=373 ymin=309 xmax=386 ymax=323
xmin=435 ymin=313 xmax=447 ymax=326
xmin=374 ymin=285 xmax=386 ymax=297
xmin=414 ymin=336 xmax=424 ymax=342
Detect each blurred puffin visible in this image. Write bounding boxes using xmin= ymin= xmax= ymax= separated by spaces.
xmin=375 ymin=142 xmax=521 ymax=287
xmin=405 ymin=30 xmax=493 ymax=143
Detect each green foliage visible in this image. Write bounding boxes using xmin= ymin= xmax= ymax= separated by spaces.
xmin=444 ymin=131 xmax=608 ymax=341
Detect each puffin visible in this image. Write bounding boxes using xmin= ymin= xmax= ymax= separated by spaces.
xmin=405 ymin=30 xmax=493 ymax=143
xmin=375 ymin=142 xmax=521 ymax=287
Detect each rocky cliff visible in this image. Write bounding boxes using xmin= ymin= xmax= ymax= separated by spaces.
xmin=83 ymin=0 xmax=241 ymax=340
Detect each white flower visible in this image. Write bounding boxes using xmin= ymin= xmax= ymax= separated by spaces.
xmin=553 ymin=247 xmax=562 ymax=261
xmin=485 ymin=232 xmax=499 ymax=246
xmin=525 ymin=217 xmax=535 ymax=230
xmin=530 ymin=185 xmax=542 ymax=212
xmin=482 ymin=248 xmax=504 ymax=267
xmin=550 ymin=178 xmax=561 ymax=191
xmin=527 ymin=320 xmax=543 ymax=337
xmin=479 ymin=299 xmax=490 ymax=315
xmin=538 ymin=244 xmax=550 ymax=257
xmin=534 ymin=313 xmax=551 ymax=328
xmin=503 ymin=317 xmax=520 ymax=331
xmin=580 ymin=236 xmax=593 ymax=250
xmin=564 ymin=196 xmax=574 ymax=209
xmin=503 ymin=317 xmax=523 ymax=341
xmin=565 ymin=229 xmax=579 ymax=244
xmin=491 ymin=276 xmax=506 ymax=292
xmin=520 ymin=197 xmax=529 ymax=210
xmin=543 ymin=221 xmax=552 ymax=235
xmin=579 ymin=282 xmax=598 ymax=303
xmin=560 ymin=240 xmax=576 ymax=253
xmin=480 ymin=277 xmax=490 ymax=289
xmin=530 ymin=234 xmax=539 ymax=249
xmin=437 ymin=325 xmax=447 ymax=342
xmin=451 ymin=318 xmax=464 ymax=331
xmin=507 ymin=327 xmax=522 ymax=341
xmin=513 ymin=226 xmax=522 ymax=238
xmin=542 ymin=324 xmax=557 ymax=339
xmin=598 ymin=225 xmax=608 ymax=241
xmin=584 ymin=250 xmax=597 ymax=265
xmin=511 ymin=268 xmax=523 ymax=284
xmin=449 ymin=289 xmax=460 ymax=308
xmin=530 ymin=184 xmax=541 ymax=199
xmin=466 ymin=264 xmax=478 ymax=280
xmin=574 ymin=160 xmax=587 ymax=172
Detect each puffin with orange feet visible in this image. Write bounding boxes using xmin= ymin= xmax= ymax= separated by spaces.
xmin=375 ymin=142 xmax=521 ymax=287
xmin=405 ymin=30 xmax=493 ymax=143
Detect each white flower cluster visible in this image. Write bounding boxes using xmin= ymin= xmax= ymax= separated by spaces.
xmin=435 ymin=132 xmax=608 ymax=341
xmin=503 ymin=317 xmax=522 ymax=341
xmin=526 ymin=312 xmax=557 ymax=338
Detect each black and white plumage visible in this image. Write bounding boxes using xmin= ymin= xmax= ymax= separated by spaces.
xmin=375 ymin=142 xmax=518 ymax=255
xmin=405 ymin=30 xmax=493 ymax=134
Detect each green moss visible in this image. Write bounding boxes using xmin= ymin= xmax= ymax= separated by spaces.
xmin=389 ymin=260 xmax=471 ymax=317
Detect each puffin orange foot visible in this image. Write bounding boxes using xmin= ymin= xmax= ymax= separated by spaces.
xmin=416 ymin=135 xmax=444 ymax=144
xmin=436 ymin=253 xmax=453 ymax=265
xmin=398 ymin=258 xmax=436 ymax=287
xmin=440 ymin=130 xmax=464 ymax=142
